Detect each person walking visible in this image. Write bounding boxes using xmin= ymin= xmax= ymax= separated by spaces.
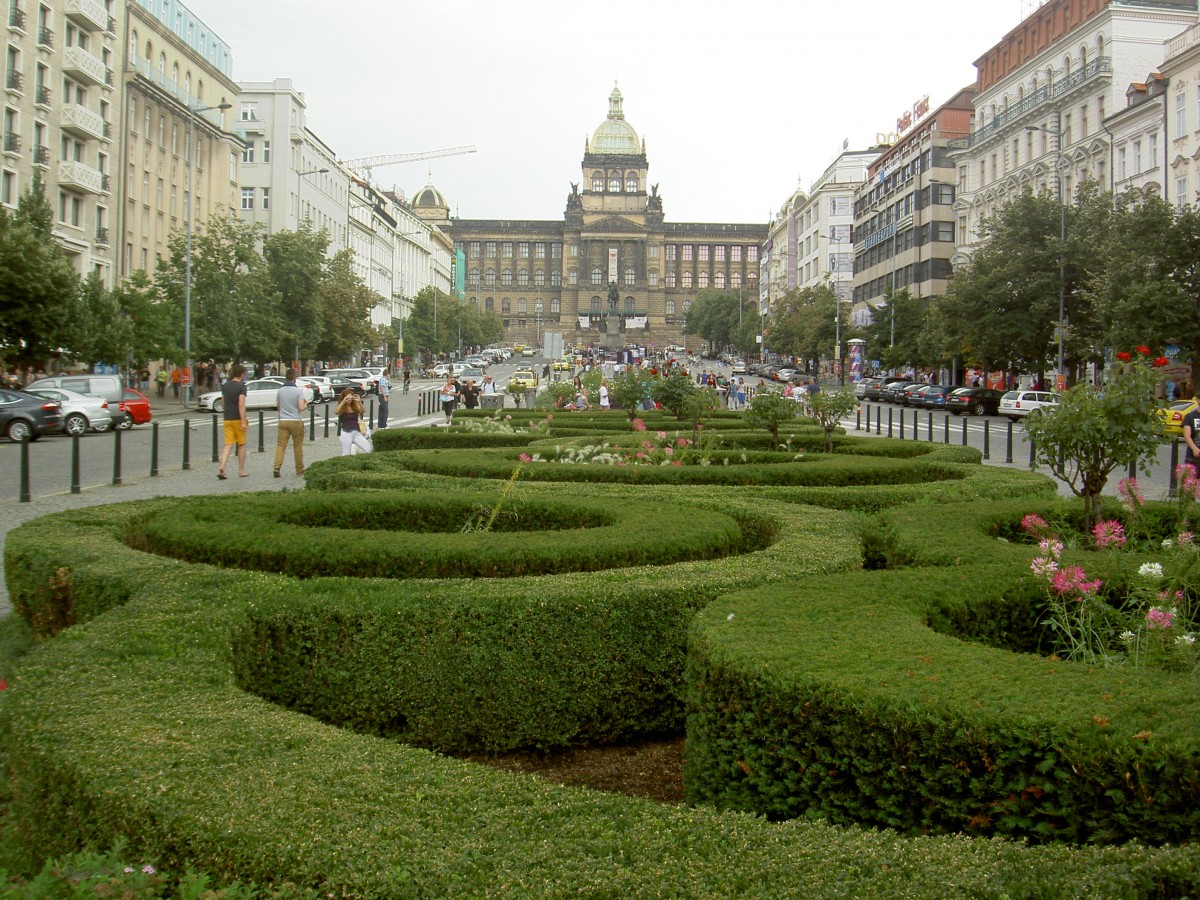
xmin=155 ymin=367 xmax=168 ymax=397
xmin=376 ymin=367 xmax=391 ymax=430
xmin=598 ymin=379 xmax=610 ymax=410
xmin=440 ymin=376 xmax=460 ymax=425
xmin=402 ymin=367 xmax=411 ymax=395
xmin=335 ymin=388 xmax=372 ymax=455
xmin=273 ymin=367 xmax=308 ymax=478
xmin=217 ymin=364 xmax=248 ymax=480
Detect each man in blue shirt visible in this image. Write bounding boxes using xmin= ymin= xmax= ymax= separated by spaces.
xmin=273 ymin=368 xmax=308 ymax=477
xmin=376 ymin=368 xmax=391 ymax=430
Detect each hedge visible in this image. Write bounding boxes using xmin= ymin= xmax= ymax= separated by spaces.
xmin=6 ymin=499 xmax=1200 ymax=894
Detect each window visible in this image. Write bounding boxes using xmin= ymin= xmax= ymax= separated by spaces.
xmin=698 ymin=271 xmax=709 ymax=289
xmin=568 ymin=269 xmax=577 ymax=285
xmin=535 ymin=242 xmax=545 ymax=259
xmin=518 ymin=242 xmax=529 ymax=258
xmin=731 ymin=271 xmax=742 ymax=288
xmin=1 ymin=169 xmax=13 ymax=205
xmin=569 ymin=243 xmax=577 ymax=257
xmin=591 ymin=172 xmax=603 ymax=191
xmin=730 ymin=246 xmax=741 ymax=262
xmin=240 ymin=186 xmax=253 ymax=210
xmin=1118 ymin=147 xmax=1126 ymax=181
xmin=608 ymin=173 xmax=620 ymax=191
xmin=714 ymin=272 xmax=725 ymax=289
xmin=501 ymin=241 xmax=512 ymax=257
xmin=1177 ymin=92 xmax=1187 ymax=139
xmin=468 ymin=269 xmax=480 ymax=286
xmin=1149 ymin=133 xmax=1158 ymax=168
xmin=155 ymin=177 xmax=162 ymax=206
xmin=241 ymin=142 xmax=253 ymax=163
xmin=469 ymin=241 xmax=480 ymax=256
xmin=665 ymin=273 xmax=675 ymax=288
xmin=501 ymin=269 xmax=512 ymax=286
xmin=551 ymin=271 xmax=561 ymax=287
xmin=485 ymin=268 xmax=495 ymax=286
xmin=698 ymin=245 xmax=709 ymax=262
xmin=665 ymin=300 xmax=675 ymax=316
xmin=1176 ymin=176 xmax=1188 ymax=210
xmin=591 ymin=266 xmax=602 ymax=285
xmin=681 ymin=271 xmax=692 ymax=289
xmin=261 ymin=187 xmax=269 ymax=209
xmin=666 ymin=244 xmax=676 ymax=261
xmin=517 ymin=271 xmax=528 ymax=286
xmin=648 ymin=271 xmax=658 ymax=287
xmin=262 ymin=141 xmax=270 ymax=163
xmin=623 ymin=267 xmax=635 ymax=286
xmin=713 ymin=245 xmax=724 ymax=262
xmin=747 ymin=246 xmax=758 ymax=263
xmin=625 ymin=173 xmax=637 ymax=192
xmin=502 ymin=298 xmax=510 ymax=313
xmin=517 ymin=298 xmax=526 ymax=314
xmin=681 ymin=245 xmax=692 ymax=261
xmin=534 ymin=269 xmax=545 ymax=286
xmin=141 ymin=171 xmax=149 ymax=202
xmin=485 ymin=241 xmax=496 ymax=256
xmin=551 ymin=242 xmax=560 ymax=259
xmin=550 ymin=298 xmax=560 ymax=313
xmin=240 ymin=101 xmax=256 ymax=121
xmin=624 ymin=298 xmax=633 ymax=310
xmin=484 ymin=297 xmax=494 ymax=311
xmin=590 ymin=296 xmax=600 ymax=310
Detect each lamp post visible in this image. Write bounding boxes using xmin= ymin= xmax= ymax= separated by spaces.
xmin=1026 ymin=124 xmax=1068 ymax=385
xmin=183 ymin=102 xmax=231 ymax=407
xmin=535 ymin=298 xmax=543 ymax=350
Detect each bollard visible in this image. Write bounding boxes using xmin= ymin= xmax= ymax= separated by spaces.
xmin=112 ymin=426 xmax=122 ymax=485
xmin=324 ymin=403 xmax=330 ymax=438
xmin=151 ymin=422 xmax=160 ymax=477
xmin=943 ymin=415 xmax=949 ymax=444
xmin=257 ymin=410 xmax=265 ymax=453
xmin=875 ymin=405 xmax=881 ymax=435
xmin=183 ymin=418 xmax=191 ymax=470
xmin=927 ymin=411 xmax=933 ymax=442
xmin=899 ymin=408 xmax=905 ymax=440
xmin=1129 ymin=459 xmax=1137 ymax=480
xmin=19 ymin=435 xmax=30 ymax=502
xmin=1170 ymin=440 xmax=1180 ymax=495
xmin=369 ymin=398 xmax=375 ymax=423
xmin=961 ymin=417 xmax=968 ymax=446
xmin=211 ymin=414 xmax=219 ymax=462
xmin=71 ymin=434 xmax=81 ymax=494
xmin=855 ymin=408 xmax=861 ymax=431
xmin=982 ymin=420 xmax=990 ymax=460
xmin=865 ymin=405 xmax=871 ymax=432
xmin=887 ymin=407 xmax=893 ymax=438
xmin=309 ymin=403 xmax=316 ymax=441
xmin=1005 ymin=420 xmax=1014 ymax=463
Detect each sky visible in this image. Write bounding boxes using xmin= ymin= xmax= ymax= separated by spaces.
xmin=196 ymin=0 xmax=1031 ymax=225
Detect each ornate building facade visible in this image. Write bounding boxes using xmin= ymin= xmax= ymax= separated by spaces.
xmin=413 ymin=86 xmax=766 ymax=349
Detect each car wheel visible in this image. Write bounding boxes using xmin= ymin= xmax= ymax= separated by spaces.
xmin=6 ymin=419 xmax=32 ymax=442
xmin=64 ymin=413 xmax=88 ymax=436
xmin=213 ymin=398 xmax=224 ymax=413
xmin=972 ymin=402 xmax=986 ymax=416
xmin=117 ymin=416 xmax=133 ymax=430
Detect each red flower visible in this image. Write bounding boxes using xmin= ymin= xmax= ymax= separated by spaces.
xmin=1116 ymin=351 xmax=1132 ymax=362
xmin=0 ymin=678 xmax=7 ymax=691
xmin=1136 ymin=346 xmax=1151 ymax=356
xmin=1153 ymin=356 xmax=1170 ymax=368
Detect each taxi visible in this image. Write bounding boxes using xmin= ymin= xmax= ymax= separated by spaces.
xmin=1161 ymin=398 xmax=1198 ymax=437
xmin=552 ymin=357 xmax=573 ymax=371
xmin=509 ymin=369 xmax=538 ymax=390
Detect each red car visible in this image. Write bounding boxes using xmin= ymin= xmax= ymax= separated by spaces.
xmin=118 ymin=388 xmax=152 ymax=428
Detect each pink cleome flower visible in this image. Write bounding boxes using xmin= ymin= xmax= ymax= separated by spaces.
xmin=1179 ymin=532 xmax=1194 ymax=546
xmin=1092 ymin=520 xmax=1126 ymax=551
xmin=631 ymin=418 xmax=647 ymax=432
xmin=1021 ymin=514 xmax=1049 ymax=535
xmin=1038 ymin=538 xmax=1064 ymax=560
xmin=656 ymin=431 xmax=668 ymax=440
xmin=1030 ymin=556 xmax=1060 ymax=578
xmin=676 ymin=437 xmax=691 ymax=447
xmin=518 ymin=453 xmax=532 ymax=463
xmin=1117 ymin=477 xmax=1146 ymax=508
xmin=1050 ymin=565 xmax=1102 ymax=597
xmin=1146 ymin=607 xmax=1174 ymax=629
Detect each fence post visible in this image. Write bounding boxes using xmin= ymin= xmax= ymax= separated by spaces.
xmin=183 ymin=418 xmax=191 ymax=470
xmin=855 ymin=407 xmax=861 ymax=431
xmin=943 ymin=414 xmax=949 ymax=444
xmin=111 ymin=426 xmax=122 ymax=485
xmin=875 ymin=404 xmax=881 ymax=435
xmin=71 ymin=434 xmax=81 ymax=494
xmin=899 ymin=408 xmax=905 ymax=440
xmin=19 ymin=435 xmax=30 ymax=502
xmin=1005 ymin=420 xmax=1014 ymax=464
xmin=151 ymin=422 xmax=160 ymax=477
xmin=961 ymin=417 xmax=968 ymax=447
xmin=927 ymin=411 xmax=933 ymax=441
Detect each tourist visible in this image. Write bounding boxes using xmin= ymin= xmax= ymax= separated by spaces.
xmin=217 ymin=364 xmax=248 ymax=480
xmin=273 ymin=368 xmax=308 ymax=478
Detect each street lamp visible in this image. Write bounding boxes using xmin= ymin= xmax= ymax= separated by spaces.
xmin=183 ymin=101 xmax=232 ymax=407
xmin=1026 ymin=124 xmax=1068 ymax=385
xmin=535 ymin=298 xmax=543 ymax=350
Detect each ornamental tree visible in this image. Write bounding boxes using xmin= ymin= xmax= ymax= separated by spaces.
xmin=744 ymin=388 xmax=796 ymax=445
xmin=1024 ymin=350 xmax=1165 ymax=533
xmin=807 ymin=389 xmax=858 ymax=453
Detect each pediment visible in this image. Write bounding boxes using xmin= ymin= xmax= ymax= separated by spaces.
xmin=582 ymin=214 xmax=645 ymax=234
xmin=1170 ymin=153 xmax=1190 ymax=169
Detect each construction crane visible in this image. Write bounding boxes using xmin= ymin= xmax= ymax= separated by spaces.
xmin=339 ymin=145 xmax=477 ymax=183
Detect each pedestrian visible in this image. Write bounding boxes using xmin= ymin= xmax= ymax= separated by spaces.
xmin=273 ymin=367 xmax=308 ymax=478
xmin=155 ymin=367 xmax=167 ymax=397
xmin=573 ymin=389 xmax=591 ymax=410
xmin=170 ymin=367 xmax=181 ymax=398
xmin=440 ymin=376 xmax=459 ymax=425
xmin=139 ymin=368 xmax=150 ymax=392
xmin=217 ymin=364 xmax=248 ymax=480
xmin=402 ymin=368 xmax=411 ymax=395
xmin=1186 ymin=399 xmax=1200 ymax=471
xmin=481 ymin=373 xmax=497 ymax=395
xmin=335 ymin=388 xmax=372 ymax=455
xmin=598 ymin=379 xmax=610 ymax=410
xmin=461 ymin=378 xmax=480 ymax=409
xmin=376 ymin=367 xmax=391 ymax=430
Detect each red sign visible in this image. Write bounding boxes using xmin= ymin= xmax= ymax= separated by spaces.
xmin=896 ymin=95 xmax=931 ymax=134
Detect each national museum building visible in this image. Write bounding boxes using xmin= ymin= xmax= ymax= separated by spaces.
xmin=412 ymin=86 xmax=767 ymax=349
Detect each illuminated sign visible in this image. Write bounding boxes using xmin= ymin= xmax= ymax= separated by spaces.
xmin=896 ymin=95 xmax=931 ymax=134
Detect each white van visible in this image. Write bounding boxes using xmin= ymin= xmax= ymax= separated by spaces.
xmin=25 ymin=374 xmax=123 ymax=406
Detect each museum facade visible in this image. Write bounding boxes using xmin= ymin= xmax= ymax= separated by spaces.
xmin=412 ymin=86 xmax=766 ymax=349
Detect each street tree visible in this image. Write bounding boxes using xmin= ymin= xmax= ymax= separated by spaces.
xmin=313 ymin=249 xmax=376 ymax=363
xmin=77 ymin=272 xmax=132 ymax=368
xmin=807 ymin=389 xmax=858 ymax=453
xmin=112 ymin=270 xmax=176 ymax=367
xmin=744 ymin=388 xmax=796 ymax=445
xmin=263 ymin=222 xmax=328 ymax=363
xmin=0 ymin=176 xmax=82 ymax=371
xmin=857 ymin=290 xmax=926 ymax=373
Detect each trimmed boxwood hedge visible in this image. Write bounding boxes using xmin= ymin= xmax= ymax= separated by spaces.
xmin=126 ymin=492 xmax=755 ymax=579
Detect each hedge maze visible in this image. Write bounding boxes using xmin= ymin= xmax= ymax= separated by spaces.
xmin=4 ymin=408 xmax=1200 ymax=896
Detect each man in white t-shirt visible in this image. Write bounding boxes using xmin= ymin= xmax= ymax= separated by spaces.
xmin=598 ymin=379 xmax=610 ymax=409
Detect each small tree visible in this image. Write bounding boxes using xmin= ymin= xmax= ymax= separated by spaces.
xmin=1024 ymin=351 xmax=1164 ymax=533
xmin=807 ymin=389 xmax=858 ymax=453
xmin=610 ymin=368 xmax=655 ymax=419
xmin=744 ymin=388 xmax=797 ymax=445
xmin=651 ymin=373 xmax=698 ymax=419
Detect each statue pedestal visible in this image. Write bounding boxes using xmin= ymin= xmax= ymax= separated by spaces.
xmin=601 ymin=313 xmax=624 ymax=351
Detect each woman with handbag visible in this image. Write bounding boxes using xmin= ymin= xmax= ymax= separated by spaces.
xmin=336 ymin=388 xmax=373 ymax=455
xmin=440 ymin=376 xmax=459 ymax=425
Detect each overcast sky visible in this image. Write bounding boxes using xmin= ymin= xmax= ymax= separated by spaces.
xmin=198 ymin=0 xmax=1029 ymax=224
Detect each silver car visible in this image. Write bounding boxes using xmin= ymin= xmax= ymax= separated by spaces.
xmin=26 ymin=387 xmax=113 ymax=436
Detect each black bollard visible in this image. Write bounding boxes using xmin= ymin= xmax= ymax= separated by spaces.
xmin=1029 ymin=437 xmax=1036 ymax=469
xmin=257 ymin=410 xmax=265 ymax=453
xmin=183 ymin=418 xmax=191 ymax=470
xmin=309 ymin=403 xmax=316 ymax=441
xmin=943 ymin=415 xmax=949 ymax=444
xmin=927 ymin=411 xmax=933 ymax=441
xmin=887 ymin=407 xmax=893 ymax=438
xmin=112 ymin=426 xmax=122 ymax=485
xmin=71 ymin=434 xmax=81 ymax=494
xmin=961 ymin=417 xmax=968 ymax=446
xmin=369 ymin=398 xmax=375 ymax=423
xmin=1128 ymin=459 xmax=1137 ymax=480
xmin=151 ymin=422 xmax=160 ymax=477
xmin=899 ymin=408 xmax=905 ymax=440
xmin=865 ymin=405 xmax=871 ymax=432
xmin=19 ymin=435 xmax=30 ymax=502
xmin=855 ymin=408 xmax=861 ymax=431
xmin=875 ymin=405 xmax=881 ymax=435
xmin=324 ymin=403 xmax=330 ymax=438
xmin=211 ymin=414 xmax=219 ymax=462
xmin=1005 ymin=420 xmax=1014 ymax=463
xmin=983 ymin=420 xmax=990 ymax=460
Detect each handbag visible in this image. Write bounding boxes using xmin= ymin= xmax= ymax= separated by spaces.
xmin=358 ymin=418 xmax=367 ymax=435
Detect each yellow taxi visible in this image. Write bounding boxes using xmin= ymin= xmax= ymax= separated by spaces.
xmin=1161 ymin=399 xmax=1197 ymax=436
xmin=509 ymin=370 xmax=538 ymax=390
xmin=552 ymin=357 xmax=573 ymax=371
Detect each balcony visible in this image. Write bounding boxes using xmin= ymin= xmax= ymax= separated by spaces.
xmin=95 ymin=225 xmax=108 ymax=244
xmin=36 ymin=25 xmax=51 ymax=47
xmin=61 ymin=103 xmax=106 ymax=141
xmin=32 ymin=144 xmax=48 ymax=166
xmin=64 ymin=0 xmax=106 ymax=32
xmin=5 ymin=69 xmax=21 ymax=92
xmin=58 ymin=158 xmax=103 ymax=194
xmin=63 ymin=45 xmax=106 ymax=86
xmin=101 ymin=173 xmax=110 ymax=193
xmin=34 ymin=84 xmax=49 ymax=105
xmin=8 ymin=7 xmax=24 ymax=30
xmin=3 ymin=132 xmax=20 ymax=154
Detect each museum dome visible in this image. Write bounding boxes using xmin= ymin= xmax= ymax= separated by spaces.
xmin=412 ymin=182 xmax=448 ymax=210
xmin=590 ymin=83 xmax=642 ymax=155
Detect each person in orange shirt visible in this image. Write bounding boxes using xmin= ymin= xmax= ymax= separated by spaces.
xmin=170 ymin=367 xmax=181 ymax=398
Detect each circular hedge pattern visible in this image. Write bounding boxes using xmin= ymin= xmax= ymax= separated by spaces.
xmin=127 ymin=491 xmax=754 ymax=579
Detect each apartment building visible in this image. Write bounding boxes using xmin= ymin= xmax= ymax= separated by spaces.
xmin=949 ymin=0 xmax=1196 ymax=259
xmin=1105 ymin=71 xmax=1166 ymax=197
xmin=1161 ymin=20 xmax=1200 ymax=208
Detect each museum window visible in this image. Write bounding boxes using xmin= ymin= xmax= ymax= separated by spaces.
xmin=485 ymin=297 xmax=494 ymax=311
xmin=608 ymin=172 xmax=620 ymax=191
xmin=666 ymin=244 xmax=676 ymax=261
xmin=731 ymin=246 xmax=742 ymax=262
xmin=714 ymin=272 xmax=725 ymax=289
xmin=682 ymin=245 xmax=692 ymax=261
xmin=485 ymin=268 xmax=496 ymax=286
xmin=715 ymin=245 xmax=727 ymax=263
xmin=591 ymin=267 xmax=603 ymax=285
xmin=665 ymin=273 xmax=676 ymax=288
xmin=551 ymin=243 xmax=561 ymax=259
xmin=550 ymin=298 xmax=560 ymax=313
xmin=731 ymin=271 xmax=742 ymax=287
xmin=681 ymin=271 xmax=692 ymax=289
xmin=502 ymin=298 xmax=511 ymax=313
xmin=665 ymin=300 xmax=675 ymax=316
xmin=518 ymin=271 xmax=529 ymax=286
xmin=591 ymin=296 xmax=601 ymax=310
xmin=568 ymin=269 xmax=577 ymax=285
xmin=501 ymin=269 xmax=512 ymax=286
xmin=748 ymin=246 xmax=759 ymax=263
xmin=469 ymin=241 xmax=480 ymax=257
xmin=519 ymin=242 xmax=529 ymax=258
xmin=551 ymin=271 xmax=561 ymax=286
xmin=501 ymin=241 xmax=512 ymax=257
xmin=486 ymin=241 xmax=496 ymax=256
xmin=648 ymin=271 xmax=658 ymax=286
xmin=625 ymin=298 xmax=634 ymax=310
xmin=648 ymin=245 xmax=658 ymax=259
xmin=535 ymin=242 xmax=546 ymax=259
xmin=624 ymin=267 xmax=635 ymax=286
xmin=683 ymin=301 xmax=691 ymax=313
xmin=518 ymin=298 xmax=527 ymax=314
xmin=748 ymin=271 xmax=757 ymax=284
xmin=698 ymin=245 xmax=709 ymax=262
xmin=698 ymin=271 xmax=709 ymax=289
xmin=469 ymin=269 xmax=480 ymax=286
xmin=625 ymin=173 xmax=637 ymax=192
xmin=592 ymin=172 xmax=603 ymax=191
xmin=534 ymin=269 xmax=545 ymax=286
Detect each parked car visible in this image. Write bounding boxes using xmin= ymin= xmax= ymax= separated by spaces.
xmin=864 ymin=377 xmax=909 ymax=402
xmin=262 ymin=375 xmax=332 ymax=404
xmin=460 ymin=367 xmax=486 ymax=383
xmin=0 ymin=388 xmax=63 ymax=442
xmin=854 ymin=377 xmax=882 ymax=400
xmin=915 ymin=385 xmax=955 ymax=409
xmin=882 ymin=381 xmax=919 ymax=404
xmin=327 ymin=374 xmax=366 ymax=398
xmin=945 ymin=387 xmax=1006 ymax=416
xmin=320 ymin=369 xmax=375 ymax=393
xmin=899 ymin=383 xmax=931 ymax=406
xmin=118 ymin=388 xmax=153 ymax=428
xmin=731 ymin=359 xmax=748 ymax=375
xmin=24 ymin=373 xmax=123 ymax=406
xmin=1160 ymin=399 xmax=1198 ymax=437
xmin=999 ymin=390 xmax=1059 ymax=421
xmin=521 ymin=347 xmax=536 ymax=357
xmin=26 ymin=387 xmax=113 ymax=435
xmin=774 ymin=368 xmax=798 ymax=382
xmin=198 ymin=379 xmax=293 ymax=413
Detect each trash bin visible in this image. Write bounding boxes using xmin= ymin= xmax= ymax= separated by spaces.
xmin=481 ymin=393 xmax=503 ymax=410
xmin=524 ymin=389 xmax=538 ymax=409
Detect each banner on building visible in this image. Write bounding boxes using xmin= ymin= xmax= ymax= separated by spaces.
xmin=625 ymin=315 xmax=647 ymax=329
xmin=608 ymin=248 xmax=618 ymax=283
xmin=578 ymin=315 xmax=591 ymax=329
